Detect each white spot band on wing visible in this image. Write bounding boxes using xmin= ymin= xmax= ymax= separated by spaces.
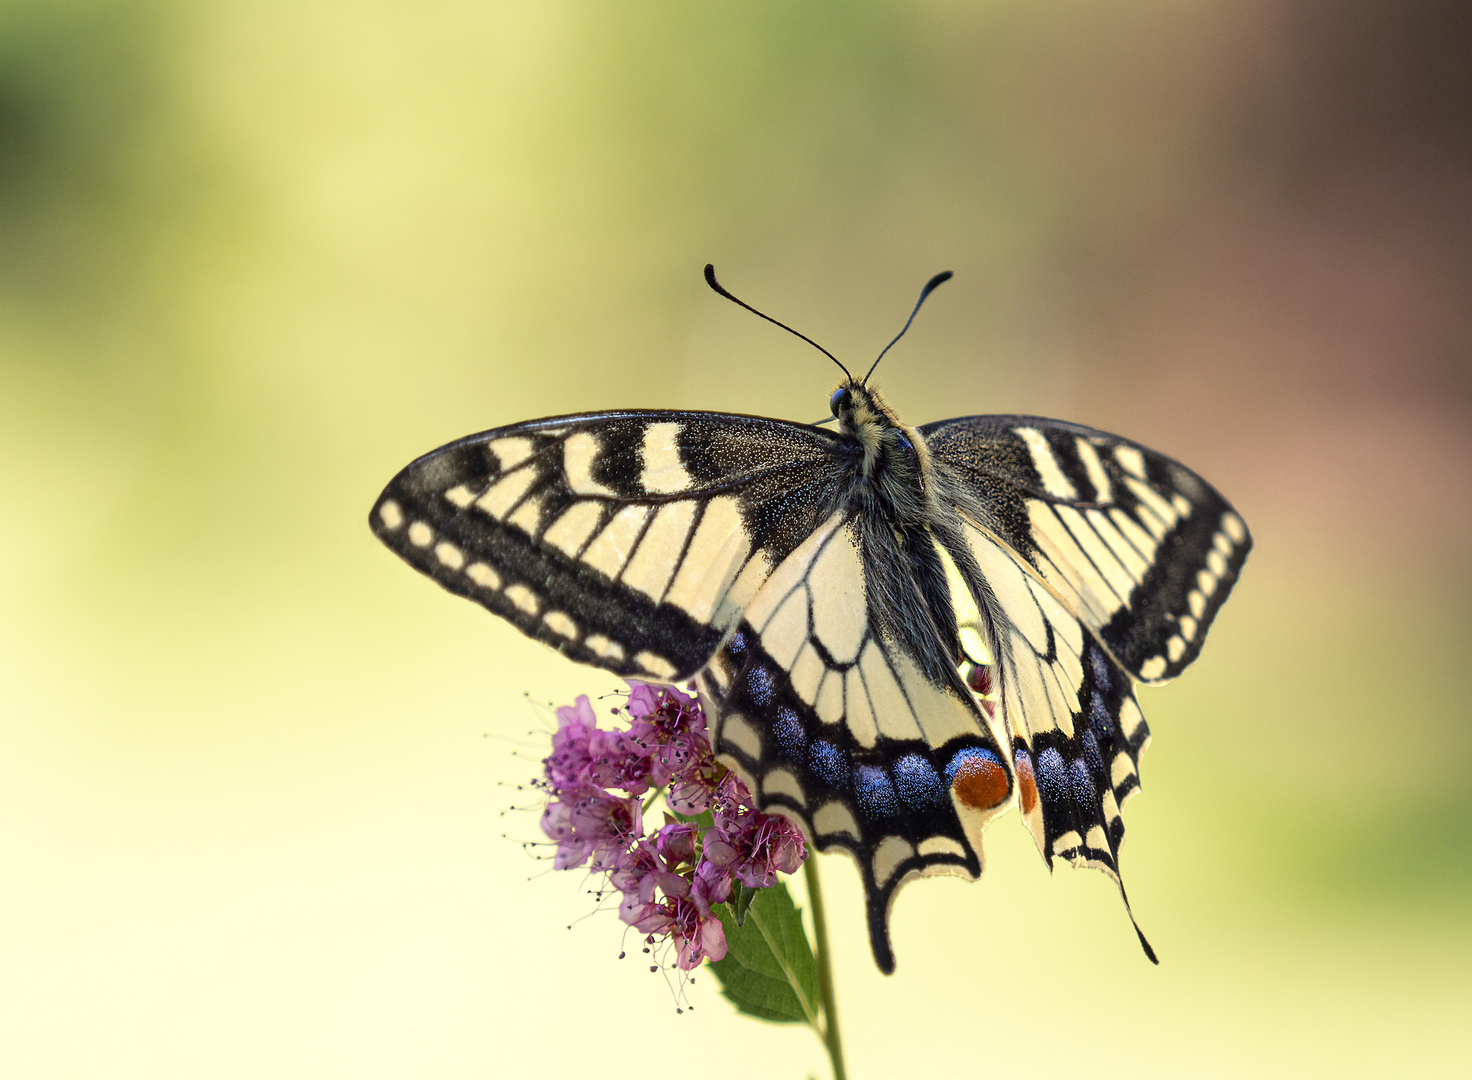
xmin=543 ymin=610 xmax=578 ymax=639
xmin=466 ymin=562 xmax=501 ymax=589
xmin=378 ymin=500 xmax=404 ymax=530
xmin=918 ymin=836 xmax=967 ymax=859
xmin=721 ymin=712 xmax=762 ymax=757
xmin=504 ymin=583 xmax=539 ymax=615
xmin=634 ymin=650 xmax=677 ymax=680
xmin=762 ymin=768 xmax=806 ymax=806
xmin=585 ymin=634 xmax=625 ymax=662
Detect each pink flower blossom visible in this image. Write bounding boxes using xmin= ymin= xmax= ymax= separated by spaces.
xmin=535 ymin=684 xmax=806 ymax=973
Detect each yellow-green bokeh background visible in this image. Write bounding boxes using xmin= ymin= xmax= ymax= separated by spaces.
xmin=3 ymin=2 xmax=1469 ymax=1076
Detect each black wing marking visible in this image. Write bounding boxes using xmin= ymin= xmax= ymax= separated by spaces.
xmin=922 ymin=414 xmax=1251 ymax=683
xmin=370 ymin=411 xmax=847 ymax=681
xmin=695 ymin=511 xmax=1014 ymax=974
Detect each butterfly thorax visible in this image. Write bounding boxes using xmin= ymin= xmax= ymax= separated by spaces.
xmin=829 ymin=380 xmax=935 ymax=531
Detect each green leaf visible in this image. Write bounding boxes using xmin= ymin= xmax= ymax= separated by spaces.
xmin=670 ymin=806 xmax=715 ymax=833
xmin=709 ymin=882 xmax=821 ymax=1027
xmin=729 ymin=881 xmax=757 ymax=926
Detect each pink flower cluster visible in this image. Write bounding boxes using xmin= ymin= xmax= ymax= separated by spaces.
xmin=539 ymin=684 xmax=806 ymax=970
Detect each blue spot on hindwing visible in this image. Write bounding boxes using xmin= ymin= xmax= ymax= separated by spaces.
xmin=1036 ymin=748 xmax=1067 ymax=806
xmin=1080 ymin=729 xmax=1106 ymax=778
xmin=1088 ymin=646 xmax=1111 ymax=691
xmin=745 ymin=666 xmax=774 ymax=708
xmin=771 ymin=705 xmax=806 ymax=760
xmin=1088 ymin=691 xmax=1112 ymax=740
xmin=1069 ymin=758 xmax=1096 ymax=808
xmin=892 ymin=753 xmax=947 ymax=808
xmin=811 ymin=741 xmax=848 ymax=788
xmin=855 ymin=766 xmax=898 ymax=818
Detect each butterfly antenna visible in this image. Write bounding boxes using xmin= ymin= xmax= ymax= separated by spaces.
xmin=862 ymin=270 xmax=953 ymax=385
xmin=704 ymin=264 xmax=852 ymax=381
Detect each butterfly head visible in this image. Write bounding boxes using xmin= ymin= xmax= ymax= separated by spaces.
xmin=830 ymin=379 xmax=927 ymax=487
xmin=829 ymin=380 xmax=886 ymax=432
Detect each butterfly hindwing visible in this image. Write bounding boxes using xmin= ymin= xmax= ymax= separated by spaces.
xmin=922 ymin=415 xmax=1252 ymax=683
xmin=370 ymin=411 xmax=846 ymax=682
xmin=957 ymin=523 xmax=1149 ymax=871
xmin=696 ymin=509 xmax=1015 ymax=974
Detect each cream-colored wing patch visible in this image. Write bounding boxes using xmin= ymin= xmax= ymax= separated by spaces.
xmin=962 ymin=523 xmax=1088 ymax=743
xmin=808 ymin=530 xmax=866 ymax=663
xmin=1026 ymin=499 xmax=1129 ymax=626
xmin=543 ymin=501 xmax=604 ymax=557
xmin=563 ymin=432 xmax=618 ymax=498
xmin=1016 ymin=426 xmax=1078 ymax=499
xmin=620 ymin=500 xmax=696 ymax=600
xmin=640 ymin=422 xmax=694 ymax=494
xmin=662 ymin=496 xmax=754 ymax=626
xmin=476 ymin=468 xmax=537 ymax=520
xmin=487 ymin=436 xmax=536 ymax=472
xmin=582 ymin=505 xmax=649 ymax=579
xmin=1075 ymin=438 xmax=1112 ymax=503
xmin=734 ymin=517 xmax=993 ymax=757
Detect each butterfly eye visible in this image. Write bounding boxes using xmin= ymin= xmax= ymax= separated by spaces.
xmin=830 ymin=387 xmax=850 ymax=417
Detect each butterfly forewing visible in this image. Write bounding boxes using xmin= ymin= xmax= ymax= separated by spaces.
xmin=922 ymin=415 xmax=1252 ymax=683
xmin=370 ymin=411 xmax=844 ymax=682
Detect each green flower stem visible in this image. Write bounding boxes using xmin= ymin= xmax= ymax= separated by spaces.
xmin=804 ymin=857 xmax=848 ymax=1080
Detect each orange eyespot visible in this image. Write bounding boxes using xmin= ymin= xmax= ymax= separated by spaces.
xmin=1014 ymin=748 xmax=1038 ymax=815
xmin=949 ymin=751 xmax=1009 ymax=810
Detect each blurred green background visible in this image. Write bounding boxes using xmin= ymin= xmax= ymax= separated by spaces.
xmin=2 ymin=1 xmax=1469 ymax=1076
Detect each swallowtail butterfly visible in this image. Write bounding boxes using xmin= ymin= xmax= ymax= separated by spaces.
xmin=370 ymin=267 xmax=1250 ymax=972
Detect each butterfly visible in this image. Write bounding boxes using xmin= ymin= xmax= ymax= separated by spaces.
xmin=369 ymin=266 xmax=1251 ymax=973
